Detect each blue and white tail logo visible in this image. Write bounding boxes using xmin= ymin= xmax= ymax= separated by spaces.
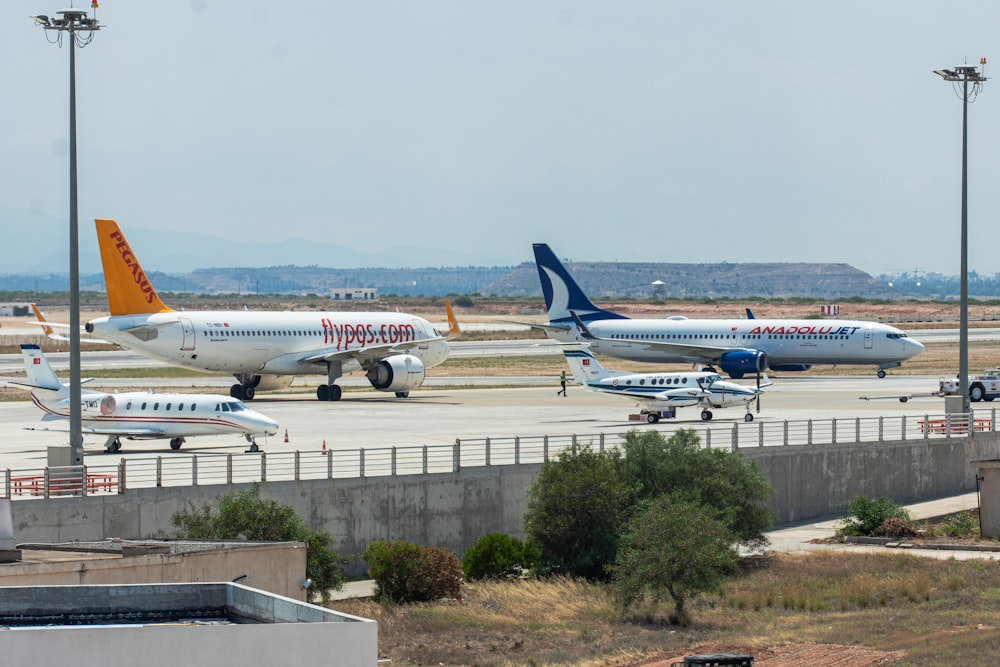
xmin=533 ymin=244 xmax=627 ymax=326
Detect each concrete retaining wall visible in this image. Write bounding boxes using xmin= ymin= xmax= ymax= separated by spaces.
xmin=10 ymin=435 xmax=1000 ymax=576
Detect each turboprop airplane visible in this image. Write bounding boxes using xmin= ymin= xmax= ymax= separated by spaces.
xmin=532 ymin=243 xmax=925 ymax=379
xmin=7 ymin=344 xmax=279 ymax=453
xmin=564 ymin=347 xmax=762 ymax=423
xmin=84 ymin=219 xmax=457 ymax=402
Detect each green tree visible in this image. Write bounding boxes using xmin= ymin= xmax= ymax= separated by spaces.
xmin=462 ymin=533 xmax=540 ymax=580
xmin=524 ymin=445 xmax=633 ymax=579
xmin=620 ymin=429 xmax=775 ymax=549
xmin=612 ymin=493 xmax=739 ymax=623
xmin=171 ymin=485 xmax=345 ymax=602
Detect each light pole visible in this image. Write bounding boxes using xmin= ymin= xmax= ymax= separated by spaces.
xmin=31 ymin=5 xmax=102 ymax=467
xmin=934 ymin=59 xmax=987 ymax=415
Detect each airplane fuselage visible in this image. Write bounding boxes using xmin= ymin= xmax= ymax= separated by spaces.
xmin=86 ymin=310 xmax=450 ymax=376
xmin=32 ymin=390 xmax=279 ymax=440
xmin=556 ymin=317 xmax=923 ymax=368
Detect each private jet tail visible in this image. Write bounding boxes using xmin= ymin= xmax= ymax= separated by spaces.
xmin=95 ymin=219 xmax=174 ymax=317
xmin=532 ymin=243 xmax=627 ymax=325
xmin=563 ymin=348 xmax=624 ymax=385
xmin=13 ymin=344 xmax=67 ymax=397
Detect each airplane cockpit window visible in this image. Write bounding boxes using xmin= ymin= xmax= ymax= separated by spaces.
xmin=229 ymin=402 xmax=247 ymax=412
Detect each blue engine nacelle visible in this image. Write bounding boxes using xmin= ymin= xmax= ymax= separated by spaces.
xmin=767 ymin=364 xmax=813 ymax=372
xmin=719 ymin=350 xmax=767 ymax=379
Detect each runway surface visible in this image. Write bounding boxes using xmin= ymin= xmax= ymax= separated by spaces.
xmin=0 ymin=372 xmax=978 ymax=472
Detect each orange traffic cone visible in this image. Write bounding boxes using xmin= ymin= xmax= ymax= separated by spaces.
xmin=321 ymin=440 xmax=327 ymax=456
xmin=284 ymin=429 xmax=289 ymax=443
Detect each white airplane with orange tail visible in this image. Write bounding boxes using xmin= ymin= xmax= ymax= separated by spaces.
xmin=84 ymin=219 xmax=457 ymax=402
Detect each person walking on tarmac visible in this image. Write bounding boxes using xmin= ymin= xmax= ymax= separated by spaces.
xmin=558 ymin=370 xmax=567 ymax=396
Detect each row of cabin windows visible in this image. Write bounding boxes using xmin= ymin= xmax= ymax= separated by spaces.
xmin=622 ymin=375 xmax=720 ymax=386
xmin=204 ymin=330 xmax=322 ymax=338
xmin=609 ymin=333 xmax=849 ymax=341
xmin=122 ymin=401 xmax=246 ymax=413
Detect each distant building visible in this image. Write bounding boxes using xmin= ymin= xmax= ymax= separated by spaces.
xmin=330 ymin=288 xmax=378 ymax=301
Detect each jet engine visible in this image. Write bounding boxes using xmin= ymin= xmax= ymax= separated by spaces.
xmin=719 ymin=350 xmax=767 ymax=379
xmin=365 ymin=354 xmax=426 ymax=393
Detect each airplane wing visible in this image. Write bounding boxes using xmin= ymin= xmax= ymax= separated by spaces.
xmin=25 ymin=425 xmax=168 ymax=437
xmin=589 ymin=384 xmax=709 ymax=403
xmin=29 ymin=304 xmax=113 ymax=344
xmin=569 ymin=311 xmax=738 ymax=363
xmin=498 ymin=319 xmax=574 ymax=335
xmin=298 ymin=337 xmax=446 ymax=366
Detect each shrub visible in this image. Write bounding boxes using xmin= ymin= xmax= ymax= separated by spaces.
xmin=942 ymin=510 xmax=979 ymax=537
xmin=876 ymin=517 xmax=917 ymax=540
xmin=838 ymin=495 xmax=911 ymax=537
xmin=462 ymin=533 xmax=540 ymax=580
xmin=362 ymin=540 xmax=463 ymax=603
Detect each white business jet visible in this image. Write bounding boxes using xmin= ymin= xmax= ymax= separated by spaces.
xmin=533 ymin=243 xmax=924 ymax=379
xmin=564 ymin=347 xmax=762 ymax=423
xmin=8 ymin=344 xmax=279 ymax=453
xmin=83 ymin=219 xmax=457 ymax=401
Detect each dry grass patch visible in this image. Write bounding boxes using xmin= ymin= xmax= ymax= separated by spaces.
xmin=332 ymin=552 xmax=1000 ymax=666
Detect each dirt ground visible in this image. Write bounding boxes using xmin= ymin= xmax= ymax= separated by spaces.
xmin=630 ymin=643 xmax=901 ymax=666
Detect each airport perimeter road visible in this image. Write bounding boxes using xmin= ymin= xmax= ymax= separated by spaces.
xmin=0 ymin=374 xmax=977 ymax=471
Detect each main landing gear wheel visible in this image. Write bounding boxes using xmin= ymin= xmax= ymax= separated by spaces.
xmin=701 ymin=410 xmax=713 ymax=421
xmin=877 ymin=369 xmax=887 ymax=379
xmin=230 ymin=384 xmax=255 ymax=400
xmin=395 ymin=391 xmax=410 ymax=398
xmin=317 ymin=384 xmax=343 ymax=401
xmin=744 ymin=413 xmax=754 ymax=422
xmin=169 ymin=438 xmax=184 ymax=451
xmin=646 ymin=413 xmax=660 ymax=424
xmin=106 ymin=438 xmax=121 ymax=454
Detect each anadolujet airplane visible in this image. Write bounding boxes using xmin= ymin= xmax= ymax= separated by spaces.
xmin=564 ymin=347 xmax=762 ymax=423
xmin=533 ymin=243 xmax=925 ymax=379
xmin=8 ymin=344 xmax=279 ymax=453
xmin=84 ymin=219 xmax=457 ymax=401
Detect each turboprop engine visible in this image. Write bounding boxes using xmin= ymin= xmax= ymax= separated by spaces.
xmin=365 ymin=354 xmax=426 ymax=393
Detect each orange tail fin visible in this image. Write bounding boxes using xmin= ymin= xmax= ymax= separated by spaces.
xmin=444 ymin=299 xmax=461 ymax=340
xmin=95 ymin=219 xmax=173 ymax=316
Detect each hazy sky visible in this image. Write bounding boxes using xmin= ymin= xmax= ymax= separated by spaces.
xmin=5 ymin=2 xmax=1000 ymax=276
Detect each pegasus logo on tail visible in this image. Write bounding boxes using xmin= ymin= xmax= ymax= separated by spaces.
xmin=95 ymin=219 xmax=173 ymax=316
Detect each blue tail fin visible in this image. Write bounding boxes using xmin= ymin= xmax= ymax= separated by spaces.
xmin=532 ymin=244 xmax=627 ymax=325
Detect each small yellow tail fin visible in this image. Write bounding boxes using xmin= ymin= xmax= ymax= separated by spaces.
xmin=95 ymin=219 xmax=173 ymax=316
xmin=444 ymin=299 xmax=461 ymax=340
xmin=30 ymin=303 xmax=55 ymax=336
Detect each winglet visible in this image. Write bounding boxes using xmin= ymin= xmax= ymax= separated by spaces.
xmin=30 ymin=304 xmax=55 ymax=336
xmin=95 ymin=219 xmax=174 ymax=316
xmin=444 ymin=299 xmax=461 ymax=340
xmin=570 ymin=311 xmax=596 ymax=340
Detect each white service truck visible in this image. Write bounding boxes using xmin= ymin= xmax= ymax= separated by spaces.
xmin=939 ymin=369 xmax=1000 ymax=402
